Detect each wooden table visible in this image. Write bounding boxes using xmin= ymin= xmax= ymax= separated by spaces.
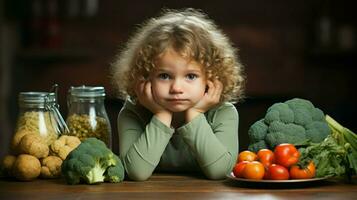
xmin=0 ymin=174 xmax=356 ymax=200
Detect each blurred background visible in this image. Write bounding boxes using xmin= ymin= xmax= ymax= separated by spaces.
xmin=1 ymin=0 xmax=356 ymax=160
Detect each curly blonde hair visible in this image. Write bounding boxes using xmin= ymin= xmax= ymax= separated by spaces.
xmin=111 ymin=8 xmax=245 ymax=103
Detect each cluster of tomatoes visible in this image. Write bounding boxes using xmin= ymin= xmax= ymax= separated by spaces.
xmin=233 ymin=143 xmax=316 ymax=180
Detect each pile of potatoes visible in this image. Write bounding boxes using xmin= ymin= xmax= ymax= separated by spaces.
xmin=1 ymin=130 xmax=81 ymax=181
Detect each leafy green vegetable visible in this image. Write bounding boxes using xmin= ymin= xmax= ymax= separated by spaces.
xmin=299 ymin=136 xmax=346 ymax=178
xmin=326 ymin=115 xmax=357 ymax=178
xmin=298 ymin=115 xmax=357 ymax=179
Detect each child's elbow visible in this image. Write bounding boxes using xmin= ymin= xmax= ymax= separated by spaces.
xmin=202 ymin=163 xmax=231 ymax=180
xmin=125 ymin=164 xmax=153 ymax=181
xmin=121 ymin=154 xmax=154 ymax=181
xmin=203 ymin=169 xmax=228 ymax=180
xmin=127 ymin=171 xmax=151 ymax=181
xmin=202 ymin=156 xmax=234 ymax=180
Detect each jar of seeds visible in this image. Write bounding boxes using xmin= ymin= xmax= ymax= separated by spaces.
xmin=66 ymin=86 xmax=112 ymax=148
xmin=14 ymin=91 xmax=68 ymax=147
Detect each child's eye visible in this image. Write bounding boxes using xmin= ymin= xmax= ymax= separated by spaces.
xmin=186 ymin=73 xmax=198 ymax=80
xmin=158 ymin=73 xmax=170 ymax=80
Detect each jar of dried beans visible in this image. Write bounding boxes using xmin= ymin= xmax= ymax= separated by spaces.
xmin=66 ymin=86 xmax=112 ymax=148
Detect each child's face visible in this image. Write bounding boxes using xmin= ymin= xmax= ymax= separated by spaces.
xmin=150 ymin=49 xmax=206 ymax=113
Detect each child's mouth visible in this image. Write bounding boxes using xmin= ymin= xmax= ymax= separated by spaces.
xmin=167 ymin=99 xmax=188 ymax=102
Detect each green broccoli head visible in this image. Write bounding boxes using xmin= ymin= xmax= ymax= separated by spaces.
xmin=265 ymin=103 xmax=294 ymax=124
xmin=62 ymin=138 xmax=125 ymax=185
xmin=266 ymin=121 xmax=307 ymax=148
xmin=248 ymin=119 xmax=268 ymax=143
xmin=248 ymin=140 xmax=268 ymax=153
xmin=104 ymin=156 xmax=125 ymax=183
xmin=248 ymin=98 xmax=331 ymax=152
xmin=305 ymin=121 xmax=331 ymax=143
xmin=285 ymin=98 xmax=331 ymax=139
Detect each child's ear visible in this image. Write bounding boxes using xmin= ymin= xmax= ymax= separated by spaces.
xmin=205 ymin=85 xmax=208 ymax=92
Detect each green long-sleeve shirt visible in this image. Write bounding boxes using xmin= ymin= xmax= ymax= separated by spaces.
xmin=117 ymin=99 xmax=239 ymax=181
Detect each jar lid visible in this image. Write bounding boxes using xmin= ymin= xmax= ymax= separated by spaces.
xmin=19 ymin=92 xmax=56 ymax=104
xmin=68 ymin=86 xmax=105 ymax=97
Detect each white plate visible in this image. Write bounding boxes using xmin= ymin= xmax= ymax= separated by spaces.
xmin=227 ymin=172 xmax=328 ymax=183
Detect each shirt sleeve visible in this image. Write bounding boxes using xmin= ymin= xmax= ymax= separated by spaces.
xmin=176 ymin=103 xmax=239 ymax=179
xmin=118 ymin=107 xmax=174 ymax=181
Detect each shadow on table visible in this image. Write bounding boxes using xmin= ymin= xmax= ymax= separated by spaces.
xmin=222 ymin=178 xmax=338 ymax=189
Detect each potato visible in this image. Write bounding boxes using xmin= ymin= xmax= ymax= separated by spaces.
xmin=11 ymin=130 xmax=33 ymax=154
xmin=12 ymin=154 xmax=41 ymax=181
xmin=18 ymin=134 xmax=49 ymax=158
xmin=2 ymin=155 xmax=17 ymax=176
xmin=40 ymin=156 xmax=63 ymax=178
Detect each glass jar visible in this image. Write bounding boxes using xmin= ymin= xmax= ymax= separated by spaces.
xmin=15 ymin=92 xmax=67 ymax=146
xmin=66 ymin=86 xmax=112 ymax=148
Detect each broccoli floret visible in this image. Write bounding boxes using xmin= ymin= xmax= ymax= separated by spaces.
xmin=265 ymin=103 xmax=294 ymax=124
xmin=285 ymin=98 xmax=314 ymax=111
xmin=305 ymin=121 xmax=331 ymax=143
xmin=248 ymin=119 xmax=268 ymax=143
xmin=61 ymin=138 xmax=125 ymax=185
xmin=266 ymin=121 xmax=307 ymax=148
xmin=312 ymin=108 xmax=325 ymax=121
xmin=248 ymin=98 xmax=331 ymax=151
xmin=104 ymin=156 xmax=125 ymax=183
xmin=248 ymin=140 xmax=268 ymax=153
xmin=286 ymin=99 xmax=314 ymax=125
xmin=292 ymin=108 xmax=313 ymax=126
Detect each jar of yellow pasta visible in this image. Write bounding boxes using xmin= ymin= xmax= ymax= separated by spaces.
xmin=66 ymin=86 xmax=112 ymax=149
xmin=14 ymin=92 xmax=67 ymax=146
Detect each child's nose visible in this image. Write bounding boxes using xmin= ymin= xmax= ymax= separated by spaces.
xmin=169 ymin=80 xmax=183 ymax=94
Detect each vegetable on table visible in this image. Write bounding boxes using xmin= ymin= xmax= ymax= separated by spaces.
xmin=298 ymin=115 xmax=357 ymax=179
xmin=289 ymin=161 xmax=315 ymax=179
xmin=12 ymin=154 xmax=41 ymax=181
xmin=11 ymin=131 xmax=49 ymax=159
xmin=326 ymin=115 xmax=357 ymax=175
xmin=241 ymin=161 xmax=265 ymax=180
xmin=248 ymin=98 xmax=331 ymax=152
xmin=257 ymin=149 xmax=275 ymax=168
xmin=1 ymin=134 xmax=81 ymax=181
xmin=11 ymin=130 xmax=31 ymax=153
xmin=1 ymin=155 xmax=16 ymax=177
xmin=274 ymin=143 xmax=299 ymax=168
xmin=2 ymin=155 xmax=16 ymax=176
xmin=237 ymin=150 xmax=257 ymax=162
xmin=61 ymin=137 xmax=125 ymax=185
xmin=233 ymin=161 xmax=248 ymax=178
xmin=40 ymin=156 xmax=63 ymax=178
xmin=50 ymin=135 xmax=81 ymax=160
xmin=17 ymin=134 xmax=49 ymax=159
xmin=234 ymin=143 xmax=316 ymax=180
xmin=265 ymin=164 xmax=290 ymax=180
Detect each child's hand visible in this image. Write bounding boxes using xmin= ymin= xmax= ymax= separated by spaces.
xmin=135 ymin=80 xmax=167 ymax=114
xmin=186 ymin=79 xmax=223 ymax=122
xmin=135 ymin=80 xmax=172 ymax=126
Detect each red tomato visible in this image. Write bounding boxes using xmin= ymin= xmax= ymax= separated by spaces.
xmin=274 ymin=143 xmax=299 ymax=168
xmin=242 ymin=161 xmax=265 ymax=180
xmin=265 ymin=164 xmax=290 ymax=180
xmin=290 ymin=161 xmax=316 ymax=179
xmin=233 ymin=161 xmax=248 ymax=178
xmin=237 ymin=151 xmax=257 ymax=163
xmin=257 ymin=149 xmax=275 ymax=168
xmin=263 ymin=169 xmax=270 ymax=180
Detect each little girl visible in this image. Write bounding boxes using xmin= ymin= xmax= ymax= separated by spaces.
xmin=111 ymin=8 xmax=245 ymax=181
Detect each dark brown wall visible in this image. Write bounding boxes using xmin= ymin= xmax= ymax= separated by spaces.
xmin=4 ymin=0 xmax=357 ymax=154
